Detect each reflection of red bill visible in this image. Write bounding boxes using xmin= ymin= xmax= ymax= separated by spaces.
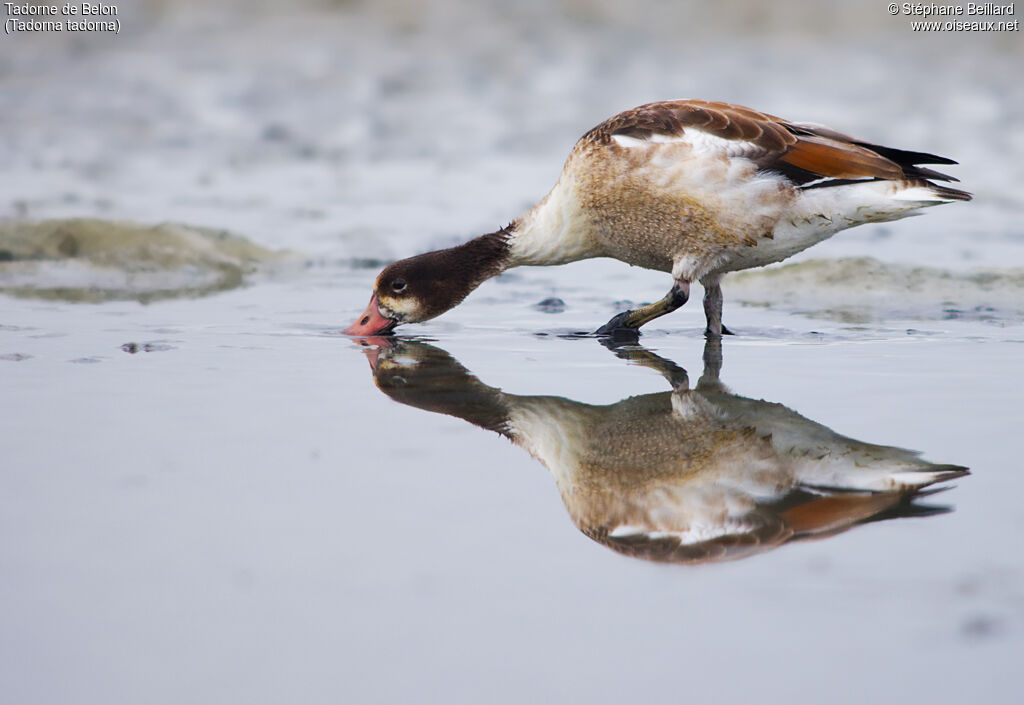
xmin=354 ymin=336 xmax=395 ymax=372
xmin=343 ymin=295 xmax=398 ymax=336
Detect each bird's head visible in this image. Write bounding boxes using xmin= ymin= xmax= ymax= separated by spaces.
xmin=343 ymin=230 xmax=513 ymax=336
xmin=343 ymin=256 xmax=446 ymax=336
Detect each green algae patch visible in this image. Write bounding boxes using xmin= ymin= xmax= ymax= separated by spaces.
xmin=729 ymin=257 xmax=1024 ymax=323
xmin=0 ymin=218 xmax=293 ymax=303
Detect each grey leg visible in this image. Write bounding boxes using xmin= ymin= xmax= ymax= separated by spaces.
xmin=701 ymin=277 xmax=734 ymax=337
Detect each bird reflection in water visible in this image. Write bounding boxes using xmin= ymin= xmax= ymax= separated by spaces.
xmin=356 ymin=337 xmax=968 ymax=564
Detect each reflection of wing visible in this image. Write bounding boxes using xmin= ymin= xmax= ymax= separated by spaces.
xmin=509 ymin=388 xmax=966 ymax=565
xmin=365 ymin=338 xmax=967 ymax=566
xmin=590 ymin=488 xmax=946 ymax=564
xmin=701 ymin=389 xmax=968 ymax=492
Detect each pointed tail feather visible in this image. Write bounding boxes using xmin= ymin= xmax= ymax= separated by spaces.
xmin=923 ymin=182 xmax=973 ymax=202
xmin=889 ymin=464 xmax=970 ymax=490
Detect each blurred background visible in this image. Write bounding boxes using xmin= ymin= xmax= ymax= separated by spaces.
xmin=2 ymin=0 xmax=1020 ymax=266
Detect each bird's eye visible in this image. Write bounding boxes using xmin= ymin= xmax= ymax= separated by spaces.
xmin=391 ymin=278 xmax=407 ymax=292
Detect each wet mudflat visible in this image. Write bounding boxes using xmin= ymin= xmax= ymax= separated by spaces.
xmin=2 ymin=2 xmax=1023 ymax=704
xmin=3 ymin=269 xmax=1022 ymax=705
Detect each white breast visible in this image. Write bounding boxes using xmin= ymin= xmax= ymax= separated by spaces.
xmin=506 ymin=176 xmax=601 ymax=267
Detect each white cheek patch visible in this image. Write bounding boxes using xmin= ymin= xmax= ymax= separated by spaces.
xmin=389 ymin=356 xmax=421 ymax=367
xmin=378 ymin=295 xmax=422 ymax=322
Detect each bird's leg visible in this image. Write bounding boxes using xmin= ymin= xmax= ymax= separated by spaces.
xmin=595 ymin=280 xmax=690 ymax=339
xmin=701 ymin=277 xmax=734 ymax=337
xmin=697 ymin=336 xmax=724 ymax=391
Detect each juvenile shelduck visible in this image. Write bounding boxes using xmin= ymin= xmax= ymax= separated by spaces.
xmin=345 ymin=100 xmax=971 ymax=337
xmin=365 ymin=338 xmax=968 ymax=564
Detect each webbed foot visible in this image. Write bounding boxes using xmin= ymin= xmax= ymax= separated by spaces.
xmin=704 ymin=324 xmax=736 ymax=337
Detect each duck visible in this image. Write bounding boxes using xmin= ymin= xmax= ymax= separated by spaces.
xmin=361 ymin=337 xmax=968 ymax=564
xmin=345 ymin=99 xmax=971 ymax=338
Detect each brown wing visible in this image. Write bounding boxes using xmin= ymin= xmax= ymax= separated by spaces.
xmin=584 ymin=99 xmax=797 ymax=160
xmin=584 ymin=99 xmax=963 ymax=186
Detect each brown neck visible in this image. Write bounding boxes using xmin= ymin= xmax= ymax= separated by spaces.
xmin=385 ymin=226 xmax=514 ymax=322
xmin=451 ymin=227 xmax=513 ymax=287
xmin=373 ymin=341 xmax=512 ymax=438
xmin=420 ymin=228 xmax=512 ymax=308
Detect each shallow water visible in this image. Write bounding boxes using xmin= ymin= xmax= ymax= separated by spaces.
xmin=2 ymin=1 xmax=1023 ymax=704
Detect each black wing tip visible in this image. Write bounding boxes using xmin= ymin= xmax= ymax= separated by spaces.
xmin=863 ymin=144 xmax=964 ymax=182
xmin=900 ymin=151 xmax=959 ymax=166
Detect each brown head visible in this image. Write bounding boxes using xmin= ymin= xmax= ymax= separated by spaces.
xmin=344 ymin=229 xmax=512 ymax=336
